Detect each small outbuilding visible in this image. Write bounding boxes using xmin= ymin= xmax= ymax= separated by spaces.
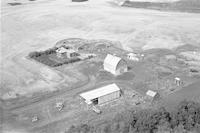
xmin=65 ymin=49 xmax=78 ymax=58
xmin=56 ymin=47 xmax=68 ymax=58
xmin=103 ymin=54 xmax=128 ymax=75
xmin=127 ymin=53 xmax=139 ymax=61
xmin=175 ymin=77 xmax=182 ymax=86
xmin=80 ymin=83 xmax=121 ymax=105
xmin=146 ymin=90 xmax=159 ymax=101
xmin=56 ymin=47 xmax=78 ymax=58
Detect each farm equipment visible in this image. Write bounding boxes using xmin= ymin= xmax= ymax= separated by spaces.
xmin=135 ymin=101 xmax=141 ymax=105
xmin=92 ymin=106 xmax=101 ymax=114
xmin=55 ymin=102 xmax=64 ymax=111
xmin=31 ymin=116 xmax=39 ymax=122
xmin=175 ymin=77 xmax=182 ymax=86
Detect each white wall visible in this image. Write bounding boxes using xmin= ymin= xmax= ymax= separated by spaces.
xmin=98 ymin=91 xmax=120 ymax=104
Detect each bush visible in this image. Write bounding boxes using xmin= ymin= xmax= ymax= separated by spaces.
xmin=66 ymin=101 xmax=200 ymax=133
xmin=29 ymin=51 xmax=42 ymax=58
xmin=29 ymin=48 xmax=81 ymax=67
xmin=44 ymin=48 xmax=57 ymax=55
xmin=66 ymin=124 xmax=94 ymax=133
xmin=29 ymin=47 xmax=57 ymax=59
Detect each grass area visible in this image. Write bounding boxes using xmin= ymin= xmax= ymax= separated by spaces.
xmin=163 ymin=80 xmax=200 ymax=111
xmin=123 ymin=0 xmax=200 ymax=13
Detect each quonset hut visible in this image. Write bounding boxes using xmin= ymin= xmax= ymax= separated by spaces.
xmin=103 ymin=54 xmax=127 ymax=75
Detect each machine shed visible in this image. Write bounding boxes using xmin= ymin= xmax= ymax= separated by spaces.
xmin=80 ymin=83 xmax=121 ymax=105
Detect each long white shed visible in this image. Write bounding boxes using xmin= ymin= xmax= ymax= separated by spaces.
xmin=80 ymin=83 xmax=121 ymax=105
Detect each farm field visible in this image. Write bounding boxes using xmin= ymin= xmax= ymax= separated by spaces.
xmin=122 ymin=0 xmax=200 ymax=13
xmin=1 ymin=0 xmax=200 ymax=99
xmin=1 ymin=0 xmax=200 ymax=133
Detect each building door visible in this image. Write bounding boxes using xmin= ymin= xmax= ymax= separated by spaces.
xmin=119 ymin=67 xmax=126 ymax=74
xmin=91 ymin=98 xmax=98 ymax=105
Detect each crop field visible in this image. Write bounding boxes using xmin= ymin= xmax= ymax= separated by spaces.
xmin=122 ymin=0 xmax=200 ymax=13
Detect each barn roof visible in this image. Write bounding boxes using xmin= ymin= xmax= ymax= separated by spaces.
xmin=80 ymin=83 xmax=120 ymax=101
xmin=146 ymin=90 xmax=158 ymax=97
xmin=104 ymin=54 xmax=122 ymax=70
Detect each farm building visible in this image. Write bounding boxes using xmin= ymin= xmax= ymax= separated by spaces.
xmin=146 ymin=90 xmax=160 ymax=101
xmin=103 ymin=54 xmax=128 ymax=75
xmin=127 ymin=53 xmax=139 ymax=61
xmin=56 ymin=47 xmax=78 ymax=58
xmin=80 ymin=83 xmax=121 ymax=105
xmin=56 ymin=47 xmax=68 ymax=58
xmin=65 ymin=49 xmax=78 ymax=58
xmin=175 ymin=77 xmax=182 ymax=86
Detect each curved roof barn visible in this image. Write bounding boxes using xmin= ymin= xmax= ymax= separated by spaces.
xmin=103 ymin=54 xmax=127 ymax=75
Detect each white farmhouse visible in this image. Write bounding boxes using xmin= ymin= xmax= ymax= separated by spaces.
xmin=65 ymin=49 xmax=77 ymax=58
xmin=103 ymin=54 xmax=128 ymax=75
xmin=56 ymin=47 xmax=68 ymax=58
xmin=56 ymin=47 xmax=77 ymax=58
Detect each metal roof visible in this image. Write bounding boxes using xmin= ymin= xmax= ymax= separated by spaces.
xmin=175 ymin=77 xmax=180 ymax=81
xmin=146 ymin=90 xmax=158 ymax=97
xmin=104 ymin=54 xmax=122 ymax=71
xmin=80 ymin=83 xmax=120 ymax=101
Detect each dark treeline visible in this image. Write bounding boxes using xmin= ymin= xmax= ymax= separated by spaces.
xmin=66 ymin=100 xmax=200 ymax=133
xmin=28 ymin=47 xmax=57 ymax=58
xmin=28 ymin=47 xmax=81 ymax=67
xmin=123 ymin=0 xmax=200 ymax=13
